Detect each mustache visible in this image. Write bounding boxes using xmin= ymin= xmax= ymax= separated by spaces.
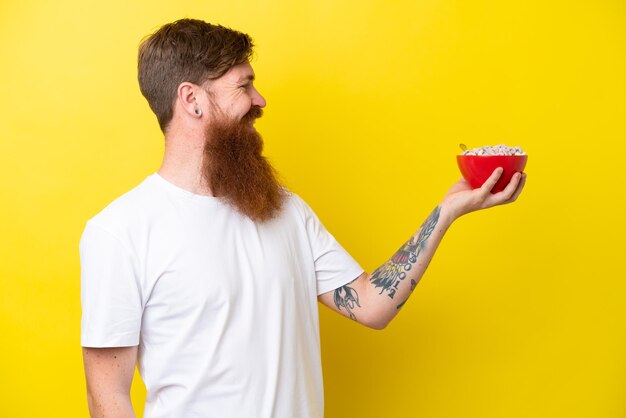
xmin=242 ymin=105 xmax=263 ymax=123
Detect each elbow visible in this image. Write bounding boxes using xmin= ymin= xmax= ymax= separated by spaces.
xmin=360 ymin=316 xmax=391 ymax=331
xmin=368 ymin=322 xmax=388 ymax=331
xmin=356 ymin=304 xmax=394 ymax=330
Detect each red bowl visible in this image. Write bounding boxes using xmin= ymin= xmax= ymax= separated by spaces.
xmin=457 ymin=155 xmax=528 ymax=194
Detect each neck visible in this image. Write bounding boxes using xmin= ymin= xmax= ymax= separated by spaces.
xmin=158 ymin=127 xmax=213 ymax=197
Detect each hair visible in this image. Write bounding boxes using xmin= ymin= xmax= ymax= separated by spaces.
xmin=137 ymin=18 xmax=254 ymax=133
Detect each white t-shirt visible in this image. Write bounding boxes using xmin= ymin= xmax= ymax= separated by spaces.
xmin=80 ymin=173 xmax=364 ymax=418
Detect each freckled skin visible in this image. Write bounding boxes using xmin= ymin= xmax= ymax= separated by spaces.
xmin=83 ymin=346 xmax=137 ymax=416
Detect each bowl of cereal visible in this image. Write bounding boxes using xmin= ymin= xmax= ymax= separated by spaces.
xmin=457 ymin=144 xmax=527 ymax=194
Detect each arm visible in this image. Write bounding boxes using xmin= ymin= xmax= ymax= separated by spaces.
xmin=82 ymin=346 xmax=138 ymax=418
xmin=318 ymin=168 xmax=526 ymax=329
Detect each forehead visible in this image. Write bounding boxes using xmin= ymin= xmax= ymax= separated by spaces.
xmin=221 ymin=61 xmax=255 ymax=83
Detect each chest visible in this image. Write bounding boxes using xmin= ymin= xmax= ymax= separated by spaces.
xmin=142 ymin=209 xmax=316 ymax=317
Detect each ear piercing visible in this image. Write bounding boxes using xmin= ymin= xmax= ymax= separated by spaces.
xmin=193 ymin=96 xmax=202 ymax=116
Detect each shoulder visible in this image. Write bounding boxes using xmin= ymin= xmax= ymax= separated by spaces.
xmin=83 ymin=175 xmax=162 ymax=240
xmin=280 ymin=188 xmax=313 ymax=221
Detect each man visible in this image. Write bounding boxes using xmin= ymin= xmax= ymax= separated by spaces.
xmin=80 ymin=18 xmax=526 ymax=418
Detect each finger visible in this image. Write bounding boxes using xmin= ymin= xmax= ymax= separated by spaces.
xmin=489 ymin=172 xmax=522 ymax=205
xmin=480 ymin=167 xmax=504 ymax=195
xmin=508 ymin=173 xmax=527 ymax=202
xmin=503 ymin=172 xmax=522 ymax=199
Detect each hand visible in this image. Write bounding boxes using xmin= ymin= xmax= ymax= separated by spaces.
xmin=441 ymin=168 xmax=527 ymax=220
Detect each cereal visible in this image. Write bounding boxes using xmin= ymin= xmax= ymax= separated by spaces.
xmin=459 ymin=144 xmax=526 ymax=156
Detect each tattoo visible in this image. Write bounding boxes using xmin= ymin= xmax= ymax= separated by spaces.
xmin=396 ymin=280 xmax=417 ymax=309
xmin=369 ymin=206 xmax=440 ymax=299
xmin=333 ymin=279 xmax=361 ymax=320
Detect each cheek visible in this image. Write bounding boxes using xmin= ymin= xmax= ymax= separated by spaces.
xmin=233 ymin=97 xmax=253 ymax=116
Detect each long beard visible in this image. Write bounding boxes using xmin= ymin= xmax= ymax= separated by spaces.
xmin=202 ymin=107 xmax=287 ymax=222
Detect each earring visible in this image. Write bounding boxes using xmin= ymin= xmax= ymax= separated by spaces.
xmin=194 ymin=108 xmax=202 ymax=116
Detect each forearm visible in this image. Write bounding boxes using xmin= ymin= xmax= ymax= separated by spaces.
xmin=329 ymin=169 xmax=525 ymax=328
xmin=87 ymin=392 xmax=136 ymax=418
xmin=361 ymin=203 xmax=455 ymax=328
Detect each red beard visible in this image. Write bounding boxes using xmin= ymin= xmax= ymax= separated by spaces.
xmin=202 ymin=106 xmax=287 ymax=222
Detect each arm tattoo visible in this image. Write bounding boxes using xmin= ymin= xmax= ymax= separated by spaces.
xmin=396 ymin=279 xmax=417 ymax=310
xmin=334 ymin=279 xmax=361 ymax=321
xmin=369 ymin=206 xmax=441 ymax=299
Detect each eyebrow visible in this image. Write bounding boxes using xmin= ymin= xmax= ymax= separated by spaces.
xmin=237 ymin=74 xmax=255 ymax=83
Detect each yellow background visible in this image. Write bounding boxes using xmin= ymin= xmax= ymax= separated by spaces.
xmin=1 ymin=0 xmax=625 ymax=417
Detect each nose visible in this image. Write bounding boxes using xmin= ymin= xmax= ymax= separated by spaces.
xmin=251 ymin=87 xmax=266 ymax=108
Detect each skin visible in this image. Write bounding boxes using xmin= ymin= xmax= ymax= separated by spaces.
xmin=159 ymin=61 xmax=286 ymax=221
xmin=318 ymin=167 xmax=526 ymax=329
xmin=83 ymin=62 xmax=268 ymax=418
xmin=82 ymin=346 xmax=137 ymax=417
xmin=157 ymin=61 xmax=266 ymax=197
xmin=82 ymin=60 xmax=527 ymax=415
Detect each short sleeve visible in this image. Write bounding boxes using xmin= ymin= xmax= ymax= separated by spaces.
xmin=80 ymin=220 xmax=143 ymax=347
xmin=294 ymin=195 xmax=365 ymax=295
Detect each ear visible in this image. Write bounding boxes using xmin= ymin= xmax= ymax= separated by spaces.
xmin=177 ymin=82 xmax=203 ymax=118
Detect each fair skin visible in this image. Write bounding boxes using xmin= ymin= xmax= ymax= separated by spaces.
xmin=82 ymin=346 xmax=137 ymax=418
xmin=82 ymin=62 xmax=268 ymax=418
xmin=317 ymin=168 xmax=526 ymax=329
xmin=156 ymin=61 xmax=266 ymax=197
xmin=82 ymin=61 xmax=526 ymax=416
